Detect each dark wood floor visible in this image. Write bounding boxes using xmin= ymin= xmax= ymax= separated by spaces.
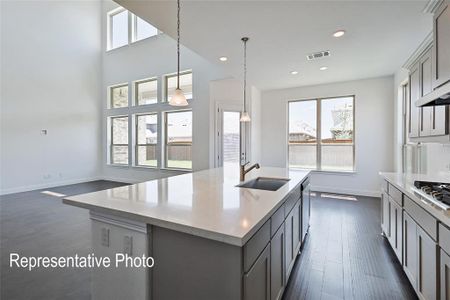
xmin=0 ymin=181 xmax=128 ymax=300
xmin=283 ymin=192 xmax=417 ymax=300
xmin=1 ymin=183 xmax=417 ymax=300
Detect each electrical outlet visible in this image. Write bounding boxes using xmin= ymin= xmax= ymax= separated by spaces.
xmin=123 ymin=236 xmax=133 ymax=256
xmin=40 ymin=129 xmax=47 ymax=135
xmin=101 ymin=228 xmax=109 ymax=247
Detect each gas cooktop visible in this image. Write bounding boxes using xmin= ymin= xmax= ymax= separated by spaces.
xmin=412 ymin=180 xmax=450 ymax=210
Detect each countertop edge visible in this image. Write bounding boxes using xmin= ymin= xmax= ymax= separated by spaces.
xmin=379 ymin=172 xmax=450 ymax=228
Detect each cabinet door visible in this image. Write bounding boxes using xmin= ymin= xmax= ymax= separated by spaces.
xmin=244 ymin=245 xmax=270 ymax=300
xmin=301 ymin=184 xmax=310 ymax=242
xmin=431 ymin=105 xmax=449 ymax=136
xmin=417 ymin=226 xmax=438 ymax=300
xmin=271 ymin=225 xmax=285 ymax=300
xmin=382 ymin=192 xmax=390 ymax=236
xmin=389 ymin=199 xmax=403 ymax=262
xmin=403 ymin=212 xmax=418 ymax=289
xmin=293 ymin=201 xmax=301 ymax=256
xmin=284 ymin=209 xmax=294 ymax=279
xmin=433 ymin=0 xmax=450 ymax=88
xmin=409 ymin=62 xmax=421 ymax=138
xmin=420 ymin=48 xmax=433 ymax=137
xmin=441 ymin=249 xmax=450 ymax=300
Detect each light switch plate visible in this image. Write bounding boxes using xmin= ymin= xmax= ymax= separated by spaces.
xmin=123 ymin=236 xmax=133 ymax=256
xmin=101 ymin=228 xmax=109 ymax=247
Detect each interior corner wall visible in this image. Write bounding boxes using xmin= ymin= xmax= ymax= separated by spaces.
xmin=0 ymin=1 xmax=102 ymax=194
xmin=260 ymin=76 xmax=395 ymax=197
xmin=101 ymin=1 xmax=227 ymax=183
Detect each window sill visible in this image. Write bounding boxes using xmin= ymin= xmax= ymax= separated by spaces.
xmin=289 ymin=167 xmax=356 ymax=175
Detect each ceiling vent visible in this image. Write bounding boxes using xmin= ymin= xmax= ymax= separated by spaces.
xmin=306 ymin=50 xmax=331 ymax=61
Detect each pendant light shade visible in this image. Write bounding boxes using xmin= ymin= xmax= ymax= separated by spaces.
xmin=169 ymin=0 xmax=188 ymax=107
xmin=240 ymin=37 xmax=251 ymax=122
xmin=169 ymin=88 xmax=188 ymax=106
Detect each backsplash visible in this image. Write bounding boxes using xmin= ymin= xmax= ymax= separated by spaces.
xmin=404 ymin=143 xmax=450 ymax=176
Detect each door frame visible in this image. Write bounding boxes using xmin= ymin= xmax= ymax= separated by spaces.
xmin=215 ymin=102 xmax=249 ymax=168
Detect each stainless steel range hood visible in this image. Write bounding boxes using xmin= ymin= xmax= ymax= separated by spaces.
xmin=416 ymin=82 xmax=450 ymax=107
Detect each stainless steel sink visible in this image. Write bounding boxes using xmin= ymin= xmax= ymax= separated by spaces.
xmin=237 ymin=177 xmax=290 ymax=191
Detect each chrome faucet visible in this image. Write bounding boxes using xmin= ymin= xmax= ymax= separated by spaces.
xmin=240 ymin=162 xmax=260 ymax=182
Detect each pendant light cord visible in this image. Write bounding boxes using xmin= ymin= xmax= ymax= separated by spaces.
xmin=177 ymin=0 xmax=181 ymax=90
xmin=243 ymin=37 xmax=247 ymax=112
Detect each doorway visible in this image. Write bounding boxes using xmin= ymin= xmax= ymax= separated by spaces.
xmin=216 ymin=104 xmax=244 ymax=167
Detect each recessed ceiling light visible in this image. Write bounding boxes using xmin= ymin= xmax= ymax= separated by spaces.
xmin=333 ymin=30 xmax=346 ymax=38
xmin=320 ymin=66 xmax=328 ymax=71
xmin=219 ymin=56 xmax=228 ymax=62
xmin=290 ymin=71 xmax=299 ymax=75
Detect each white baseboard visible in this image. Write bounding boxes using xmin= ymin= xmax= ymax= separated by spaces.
xmin=100 ymin=176 xmax=139 ymax=184
xmin=311 ymin=185 xmax=381 ymax=198
xmin=0 ymin=176 xmax=102 ymax=196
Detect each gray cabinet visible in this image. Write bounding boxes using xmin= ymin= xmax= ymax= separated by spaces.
xmin=301 ymin=181 xmax=310 ymax=242
xmin=441 ymin=249 xmax=450 ymax=300
xmin=382 ymin=192 xmax=390 ymax=237
xmin=389 ymin=197 xmax=403 ymax=262
xmin=420 ymin=48 xmax=433 ymax=137
xmin=293 ymin=201 xmax=301 ymax=256
xmin=417 ymin=226 xmax=438 ymax=300
xmin=409 ymin=62 xmax=421 ymax=138
xmin=270 ymin=225 xmax=285 ymax=300
xmin=433 ymin=0 xmax=450 ymax=89
xmin=244 ymin=245 xmax=271 ymax=300
xmin=284 ymin=205 xmax=295 ymax=279
xmin=403 ymin=212 xmax=418 ymax=290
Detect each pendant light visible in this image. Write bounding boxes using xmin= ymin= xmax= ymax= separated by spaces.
xmin=240 ymin=37 xmax=251 ymax=122
xmin=169 ymin=0 xmax=188 ymax=106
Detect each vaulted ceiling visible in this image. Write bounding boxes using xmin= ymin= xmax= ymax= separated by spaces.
xmin=116 ymin=0 xmax=432 ymax=90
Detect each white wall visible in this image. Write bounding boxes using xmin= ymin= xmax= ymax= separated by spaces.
xmin=101 ymin=1 xmax=227 ymax=183
xmin=0 ymin=1 xmax=102 ymax=194
xmin=261 ymin=76 xmax=395 ymax=197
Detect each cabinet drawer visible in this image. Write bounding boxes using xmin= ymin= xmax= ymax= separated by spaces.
xmin=389 ymin=184 xmax=403 ymax=206
xmin=404 ymin=195 xmax=438 ymax=241
xmin=439 ymin=223 xmax=450 ymax=255
xmin=271 ymin=205 xmax=284 ymax=238
xmin=244 ymin=220 xmax=271 ymax=273
xmin=382 ymin=180 xmax=389 ymax=193
xmin=284 ymin=185 xmax=301 ymax=217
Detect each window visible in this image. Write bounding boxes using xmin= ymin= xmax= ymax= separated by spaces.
xmin=108 ymin=7 xmax=159 ymax=51
xmin=109 ymin=9 xmax=128 ymax=50
xmin=166 ymin=72 xmax=193 ymax=102
xmin=135 ymin=79 xmax=158 ymax=105
xmin=110 ymin=84 xmax=128 ymax=108
xmin=136 ymin=114 xmax=158 ymax=167
xmin=111 ymin=116 xmax=129 ymax=165
xmin=289 ymin=96 xmax=354 ymax=171
xmin=133 ymin=16 xmax=158 ymax=42
xmin=165 ymin=110 xmax=192 ymax=169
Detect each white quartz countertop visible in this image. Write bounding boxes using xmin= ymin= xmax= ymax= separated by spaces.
xmin=379 ymin=172 xmax=450 ymax=228
xmin=64 ymin=166 xmax=310 ymax=246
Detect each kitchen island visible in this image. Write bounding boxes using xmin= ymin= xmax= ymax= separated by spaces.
xmin=64 ymin=166 xmax=311 ymax=300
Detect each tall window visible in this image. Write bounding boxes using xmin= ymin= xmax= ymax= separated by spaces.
xmin=289 ymin=96 xmax=354 ymax=171
xmin=136 ymin=114 xmax=158 ymax=167
xmin=165 ymin=110 xmax=192 ymax=169
xmin=110 ymin=84 xmax=128 ymax=108
xmin=166 ymin=72 xmax=193 ymax=102
xmin=108 ymin=7 xmax=159 ymax=51
xmin=109 ymin=9 xmax=128 ymax=50
xmin=135 ymin=78 xmax=158 ymax=105
xmin=111 ymin=116 xmax=129 ymax=165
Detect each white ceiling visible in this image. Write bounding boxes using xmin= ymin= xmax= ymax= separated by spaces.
xmin=116 ymin=0 xmax=432 ymax=91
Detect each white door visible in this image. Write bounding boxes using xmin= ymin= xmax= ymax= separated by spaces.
xmin=216 ymin=105 xmax=244 ymax=167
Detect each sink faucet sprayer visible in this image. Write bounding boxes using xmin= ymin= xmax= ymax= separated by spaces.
xmin=240 ymin=162 xmax=260 ymax=182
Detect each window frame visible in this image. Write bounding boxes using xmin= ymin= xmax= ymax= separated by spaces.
xmin=131 ymin=14 xmax=159 ymax=43
xmin=134 ymin=77 xmax=158 ymax=106
xmin=107 ymin=7 xmax=129 ymax=51
xmin=109 ymin=83 xmax=129 ymax=109
xmin=164 ymin=71 xmax=193 ymax=103
xmin=163 ymin=109 xmax=193 ymax=170
xmin=135 ymin=113 xmax=158 ymax=168
xmin=110 ymin=115 xmax=129 ymax=166
xmin=288 ymin=95 xmax=355 ymax=172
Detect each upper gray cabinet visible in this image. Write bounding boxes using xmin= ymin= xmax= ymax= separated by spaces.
xmin=420 ymin=48 xmax=433 ymax=137
xmin=432 ymin=0 xmax=450 ymax=89
xmin=409 ymin=61 xmax=421 ymax=138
